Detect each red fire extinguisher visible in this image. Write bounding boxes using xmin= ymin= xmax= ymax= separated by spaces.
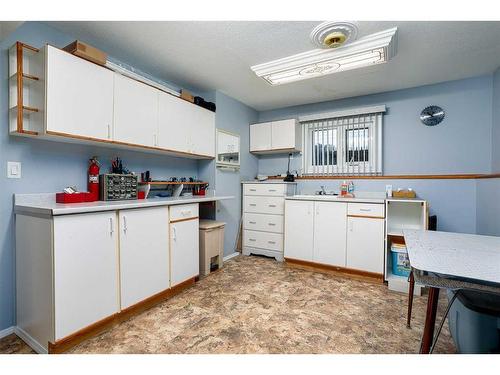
xmin=88 ymin=156 xmax=100 ymax=201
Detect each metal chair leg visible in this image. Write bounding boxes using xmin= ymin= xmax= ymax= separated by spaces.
xmin=407 ymin=270 xmax=415 ymax=328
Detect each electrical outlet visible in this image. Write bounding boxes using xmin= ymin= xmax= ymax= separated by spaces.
xmin=385 ymin=184 xmax=393 ymax=197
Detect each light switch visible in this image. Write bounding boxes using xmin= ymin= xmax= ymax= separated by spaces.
xmin=7 ymin=161 xmax=21 ymax=179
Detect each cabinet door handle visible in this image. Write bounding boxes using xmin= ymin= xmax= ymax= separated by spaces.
xmin=109 ymin=217 xmax=114 ymax=236
xmin=359 ymin=208 xmax=372 ymax=212
xmin=268 ymin=223 xmax=276 ymax=226
xmin=349 ymin=221 xmax=354 ymax=232
xmin=123 ymin=216 xmax=127 ymax=234
xmin=268 ymin=189 xmax=277 ymax=192
xmin=316 ymin=205 xmax=320 ymax=215
xmin=249 ymin=188 xmax=257 ymax=192
xmin=107 ymin=124 xmax=111 ymax=139
xmin=249 ymin=203 xmax=257 ymax=207
xmin=172 ymin=226 xmax=177 ymax=241
xmin=268 ymin=204 xmax=276 ymax=208
xmin=268 ymin=241 xmax=276 ymax=244
xmin=249 ymin=238 xmax=256 ymax=242
xmin=249 ymin=221 xmax=257 ymax=224
xmin=153 ymin=134 xmax=157 ymax=146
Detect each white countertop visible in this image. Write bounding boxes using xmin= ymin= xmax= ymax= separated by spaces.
xmin=14 ymin=193 xmax=234 ymax=216
xmin=404 ymin=229 xmax=500 ymax=285
xmin=285 ymin=195 xmax=385 ymax=204
xmin=241 ymin=180 xmax=297 ymax=184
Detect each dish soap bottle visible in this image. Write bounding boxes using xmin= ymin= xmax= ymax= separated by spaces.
xmin=340 ymin=180 xmax=348 ymax=196
xmin=348 ymin=180 xmax=354 ymax=194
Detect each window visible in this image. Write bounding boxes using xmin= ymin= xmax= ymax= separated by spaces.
xmin=302 ymin=109 xmax=383 ymax=175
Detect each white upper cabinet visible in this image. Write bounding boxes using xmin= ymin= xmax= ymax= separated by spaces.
xmin=190 ymin=105 xmax=215 ymax=157
xmin=113 ymin=73 xmax=159 ymax=147
xmin=158 ymin=91 xmax=215 ymax=157
xmin=45 ymin=46 xmax=114 ymax=140
xmin=250 ymin=119 xmax=301 ymax=154
xmin=250 ymin=122 xmax=272 ymax=152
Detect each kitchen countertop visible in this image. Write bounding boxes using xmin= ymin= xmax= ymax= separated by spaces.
xmin=285 ymin=195 xmax=386 ymax=204
xmin=241 ymin=180 xmax=297 ymax=184
xmin=14 ymin=193 xmax=234 ymax=216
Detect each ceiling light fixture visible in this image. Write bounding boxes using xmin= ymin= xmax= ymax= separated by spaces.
xmin=251 ymin=27 xmax=398 ymax=86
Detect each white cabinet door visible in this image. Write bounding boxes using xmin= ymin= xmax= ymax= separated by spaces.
xmin=313 ymin=202 xmax=347 ymax=267
xmin=113 ymin=73 xmax=159 ymax=147
xmin=46 ymin=46 xmax=114 ymax=140
xmin=158 ymin=91 xmax=192 ymax=153
xmin=190 ymin=106 xmax=215 ymax=157
xmin=119 ymin=207 xmax=169 ymax=309
xmin=170 ymin=219 xmax=199 ymax=286
xmin=271 ymin=119 xmax=296 ymax=150
xmin=284 ymin=200 xmax=314 ymax=261
xmin=250 ymin=122 xmax=272 ymax=151
xmin=346 ymin=217 xmax=385 ymax=274
xmin=53 ymin=211 xmax=119 ymax=340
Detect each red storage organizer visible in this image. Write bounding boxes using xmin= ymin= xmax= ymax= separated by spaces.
xmin=56 ymin=192 xmax=94 ymax=204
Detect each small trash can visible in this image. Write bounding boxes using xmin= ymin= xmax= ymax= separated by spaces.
xmin=199 ymin=220 xmax=225 ymax=276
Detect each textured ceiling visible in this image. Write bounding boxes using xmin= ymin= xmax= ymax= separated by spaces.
xmin=48 ymin=21 xmax=500 ymax=111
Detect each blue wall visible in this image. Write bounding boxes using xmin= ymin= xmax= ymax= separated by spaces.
xmin=492 ymin=67 xmax=500 ymax=173
xmin=0 ymin=22 xmax=203 ymax=331
xmin=259 ymin=76 xmax=493 ymax=175
xmin=212 ymin=92 xmax=258 ymax=256
xmin=256 ymin=76 xmax=495 ymax=235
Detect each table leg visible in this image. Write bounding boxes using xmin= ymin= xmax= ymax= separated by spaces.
xmin=406 ymin=271 xmax=415 ymax=328
xmin=420 ymin=287 xmax=440 ymax=354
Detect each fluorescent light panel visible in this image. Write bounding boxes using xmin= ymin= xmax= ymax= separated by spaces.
xmin=251 ymin=27 xmax=397 ymax=85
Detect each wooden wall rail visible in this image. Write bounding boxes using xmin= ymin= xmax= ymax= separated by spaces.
xmin=268 ymin=173 xmax=500 ymax=181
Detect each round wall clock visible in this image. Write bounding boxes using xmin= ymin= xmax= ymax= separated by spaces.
xmin=420 ymin=105 xmax=445 ymax=126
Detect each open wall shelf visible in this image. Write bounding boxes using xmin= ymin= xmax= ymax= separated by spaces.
xmin=9 ymin=42 xmax=45 ymax=136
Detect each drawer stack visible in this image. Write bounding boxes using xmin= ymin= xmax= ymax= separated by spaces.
xmin=242 ymin=182 xmax=296 ymax=261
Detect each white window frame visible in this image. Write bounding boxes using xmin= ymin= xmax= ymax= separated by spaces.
xmin=300 ymin=106 xmax=384 ymax=176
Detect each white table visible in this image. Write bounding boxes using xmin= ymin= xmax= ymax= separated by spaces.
xmin=403 ymin=229 xmax=500 ymax=353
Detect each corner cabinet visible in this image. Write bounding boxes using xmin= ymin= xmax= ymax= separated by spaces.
xmin=10 ymin=43 xmax=215 ymax=160
xmin=250 ymin=119 xmax=301 ymax=154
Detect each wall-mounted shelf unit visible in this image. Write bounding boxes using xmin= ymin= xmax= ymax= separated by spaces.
xmin=9 ymin=42 xmax=45 ymax=136
xmin=385 ymin=198 xmax=427 ymax=295
xmin=138 ymin=181 xmax=209 ymax=198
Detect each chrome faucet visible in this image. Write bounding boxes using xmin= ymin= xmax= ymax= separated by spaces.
xmin=320 ymin=185 xmax=327 ymax=195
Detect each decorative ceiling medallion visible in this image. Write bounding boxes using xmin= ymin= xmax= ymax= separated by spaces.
xmin=310 ymin=21 xmax=359 ymax=49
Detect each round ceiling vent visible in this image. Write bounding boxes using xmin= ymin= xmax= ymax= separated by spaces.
xmin=310 ymin=21 xmax=359 ymax=49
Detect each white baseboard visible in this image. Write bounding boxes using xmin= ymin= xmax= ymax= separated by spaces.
xmin=14 ymin=326 xmax=47 ymax=354
xmin=223 ymin=252 xmax=240 ymax=262
xmin=0 ymin=326 xmax=14 ymax=339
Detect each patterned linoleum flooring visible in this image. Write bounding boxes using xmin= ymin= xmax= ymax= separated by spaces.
xmin=0 ymin=255 xmax=455 ymax=354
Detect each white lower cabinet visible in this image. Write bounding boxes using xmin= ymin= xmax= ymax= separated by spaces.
xmin=170 ymin=214 xmax=200 ymax=287
xmin=284 ymin=200 xmax=314 ymax=261
xmin=346 ymin=216 xmax=385 ymax=274
xmin=53 ymin=212 xmax=119 ymax=340
xmin=313 ymin=202 xmax=347 ymax=267
xmin=118 ymin=207 xmax=169 ymax=309
xmin=285 ymin=200 xmax=385 ymax=275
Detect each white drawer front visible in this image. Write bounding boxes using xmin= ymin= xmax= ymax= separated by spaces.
xmin=347 ymin=203 xmax=384 ymax=218
xmin=244 ymin=213 xmax=283 ymax=233
xmin=244 ymin=230 xmax=283 ymax=252
xmin=244 ymin=184 xmax=286 ymax=196
xmin=244 ymin=196 xmax=284 ymax=215
xmin=170 ymin=204 xmax=199 ymax=221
